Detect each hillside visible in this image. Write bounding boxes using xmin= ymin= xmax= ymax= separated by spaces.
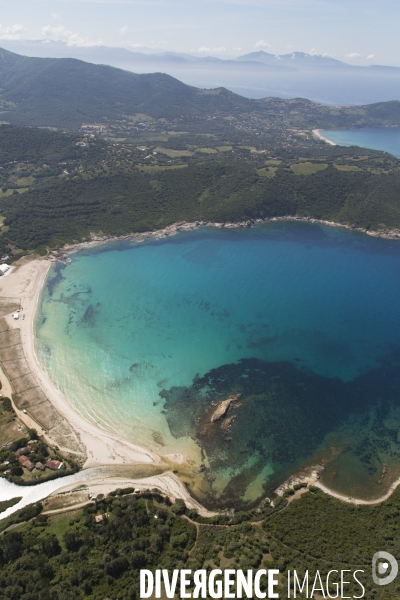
xmin=0 ymin=124 xmax=400 ymax=255
xmin=0 ymin=47 xmax=253 ymax=129
xmin=2 ymin=47 xmax=400 ymax=133
xmin=0 ymin=485 xmax=399 ymax=599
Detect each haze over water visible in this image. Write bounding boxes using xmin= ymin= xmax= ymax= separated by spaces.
xmin=36 ymin=223 xmax=400 ymax=507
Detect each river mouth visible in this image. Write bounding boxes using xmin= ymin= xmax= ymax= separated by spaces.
xmin=36 ymin=222 xmax=400 ymax=508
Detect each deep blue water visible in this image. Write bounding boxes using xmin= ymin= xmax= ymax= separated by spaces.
xmin=320 ymin=127 xmax=400 ymax=157
xmin=37 ymin=222 xmax=400 ymax=506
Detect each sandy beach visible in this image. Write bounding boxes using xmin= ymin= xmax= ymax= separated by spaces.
xmin=312 ymin=128 xmax=337 ymax=145
xmin=1 ymin=237 xmax=400 ymax=516
xmin=0 ymin=257 xmax=218 ymax=516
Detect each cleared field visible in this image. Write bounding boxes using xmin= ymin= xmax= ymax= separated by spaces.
xmin=257 ymin=167 xmax=277 ymax=178
xmin=291 ymin=162 xmax=328 ymax=175
xmin=334 ymin=164 xmax=362 ymax=172
xmin=195 ymin=147 xmax=218 ymax=154
xmin=137 ymin=164 xmax=188 ymax=173
xmin=154 ymin=147 xmax=193 ymax=157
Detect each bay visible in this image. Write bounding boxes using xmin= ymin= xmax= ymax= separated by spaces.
xmin=36 ymin=222 xmax=400 ymax=507
xmin=320 ymin=127 xmax=400 ymax=157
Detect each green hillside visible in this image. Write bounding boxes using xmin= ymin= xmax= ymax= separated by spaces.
xmin=0 ymin=486 xmax=399 ymax=599
xmin=1 ymin=47 xmax=400 ymax=134
xmin=0 ymin=124 xmax=399 ymax=255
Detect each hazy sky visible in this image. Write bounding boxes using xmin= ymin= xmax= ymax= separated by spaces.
xmin=0 ymin=0 xmax=397 ymax=65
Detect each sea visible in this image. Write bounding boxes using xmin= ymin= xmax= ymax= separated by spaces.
xmin=36 ymin=222 xmax=400 ymax=508
xmin=320 ymin=127 xmax=400 ymax=158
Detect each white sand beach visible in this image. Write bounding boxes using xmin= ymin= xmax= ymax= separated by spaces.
xmin=1 ymin=253 xmax=400 ymax=516
xmin=312 ymin=129 xmax=337 ymax=145
xmin=0 ymin=257 xmax=217 ymax=515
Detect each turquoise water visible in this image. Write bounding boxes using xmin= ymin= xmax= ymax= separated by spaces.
xmin=36 ymin=223 xmax=400 ymax=506
xmin=320 ymin=127 xmax=400 ymax=157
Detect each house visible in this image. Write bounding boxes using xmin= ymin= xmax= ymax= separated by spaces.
xmin=15 ymin=447 xmax=29 ymax=457
xmin=45 ymin=459 xmax=64 ymax=470
xmin=13 ymin=313 xmax=19 ymax=320
xmin=18 ymin=455 xmax=34 ymax=471
xmin=95 ymin=513 xmax=109 ymax=523
xmin=0 ymin=264 xmax=10 ymax=274
xmin=35 ymin=462 xmax=45 ymax=471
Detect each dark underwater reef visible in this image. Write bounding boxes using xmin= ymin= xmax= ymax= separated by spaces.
xmin=161 ymin=349 xmax=400 ymax=508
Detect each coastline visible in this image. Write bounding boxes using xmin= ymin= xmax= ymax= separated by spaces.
xmin=1 ymin=213 xmax=400 ymax=514
xmin=50 ymin=216 xmax=400 ymax=264
xmin=0 ymin=258 xmax=217 ymax=518
xmin=312 ymin=128 xmax=337 ymax=146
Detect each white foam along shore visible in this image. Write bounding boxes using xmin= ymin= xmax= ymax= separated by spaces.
xmin=0 ymin=258 xmax=216 ymax=518
xmin=312 ymin=128 xmax=337 ymax=146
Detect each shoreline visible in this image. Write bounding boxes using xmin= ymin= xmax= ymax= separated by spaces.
xmin=1 ymin=214 xmax=400 ymax=514
xmin=50 ymin=216 xmax=400 ymax=264
xmin=312 ymin=128 xmax=337 ymax=146
xmin=0 ymin=259 xmax=216 ymax=518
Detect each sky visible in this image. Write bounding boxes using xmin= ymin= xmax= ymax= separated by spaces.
xmin=0 ymin=0 xmax=398 ymax=65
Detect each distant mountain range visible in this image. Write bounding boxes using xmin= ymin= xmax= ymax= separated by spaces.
xmin=0 ymin=46 xmax=255 ymax=129
xmin=0 ymin=40 xmax=398 ymax=72
xmin=1 ymin=41 xmax=400 ymax=105
xmin=2 ymin=45 xmax=400 ymax=132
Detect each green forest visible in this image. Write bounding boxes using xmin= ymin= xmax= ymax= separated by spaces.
xmin=1 ymin=47 xmax=400 ymax=255
xmin=0 ymin=123 xmax=399 ymax=255
xmin=1 ymin=486 xmax=400 ymax=599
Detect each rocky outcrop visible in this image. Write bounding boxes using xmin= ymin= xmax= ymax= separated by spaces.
xmin=221 ymin=415 xmax=237 ymax=435
xmin=210 ymin=393 xmax=241 ymax=422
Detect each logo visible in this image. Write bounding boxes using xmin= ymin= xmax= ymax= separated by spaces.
xmin=372 ymin=551 xmax=398 ymax=586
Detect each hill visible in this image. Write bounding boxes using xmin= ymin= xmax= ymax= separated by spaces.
xmin=0 ymin=486 xmax=399 ymax=599
xmin=2 ymin=47 xmax=400 ymax=133
xmin=2 ymin=42 xmax=400 ymax=105
xmin=0 ymin=47 xmax=253 ymax=129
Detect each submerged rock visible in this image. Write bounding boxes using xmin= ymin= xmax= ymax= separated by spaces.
xmin=210 ymin=393 xmax=241 ymax=422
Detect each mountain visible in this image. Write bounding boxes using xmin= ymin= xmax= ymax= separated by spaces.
xmin=1 ymin=41 xmax=400 ymax=105
xmin=236 ymin=51 xmax=351 ymax=70
xmin=1 ymin=46 xmax=400 ymax=133
xmin=0 ymin=47 xmax=255 ymax=129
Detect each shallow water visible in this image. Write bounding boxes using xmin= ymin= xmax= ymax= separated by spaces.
xmin=320 ymin=127 xmax=400 ymax=157
xmin=36 ymin=222 xmax=400 ymax=507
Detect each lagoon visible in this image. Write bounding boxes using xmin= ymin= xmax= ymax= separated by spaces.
xmin=36 ymin=222 xmax=400 ymax=507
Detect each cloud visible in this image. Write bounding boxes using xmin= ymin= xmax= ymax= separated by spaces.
xmin=345 ymin=52 xmax=362 ymax=58
xmin=149 ymin=39 xmax=168 ymax=48
xmin=367 ymin=53 xmax=375 ymax=60
xmin=287 ymin=45 xmax=292 ymax=49
xmin=120 ymin=26 xmax=128 ymax=34
xmin=125 ymin=42 xmax=145 ymax=48
xmin=309 ymin=48 xmax=317 ymax=56
xmin=52 ymin=13 xmax=61 ymax=20
xmin=41 ymin=25 xmax=102 ymax=46
xmin=198 ymin=46 xmax=226 ymax=53
xmin=254 ymin=39 xmax=271 ymax=49
xmin=233 ymin=46 xmax=242 ymax=52
xmin=0 ymin=24 xmax=26 ymax=40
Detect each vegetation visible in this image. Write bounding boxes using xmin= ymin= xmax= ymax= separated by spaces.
xmin=0 ymin=486 xmax=399 ymax=599
xmin=0 ymin=392 xmax=80 ymax=485
xmin=0 ymin=497 xmax=21 ymax=514
xmin=0 ymin=48 xmax=400 ymax=253
xmin=0 ymin=124 xmax=400 ymax=254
